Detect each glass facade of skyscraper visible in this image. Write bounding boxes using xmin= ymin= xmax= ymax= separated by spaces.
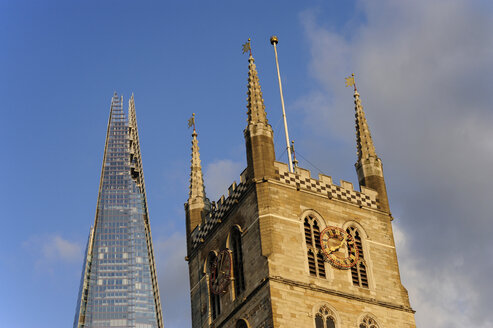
xmin=74 ymin=94 xmax=163 ymax=328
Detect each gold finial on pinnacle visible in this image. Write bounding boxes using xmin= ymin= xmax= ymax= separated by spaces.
xmin=270 ymin=35 xmax=278 ymax=45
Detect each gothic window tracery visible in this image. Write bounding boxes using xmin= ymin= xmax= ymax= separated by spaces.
xmin=314 ymin=305 xmax=336 ymax=328
xmin=207 ymin=252 xmax=221 ymax=320
xmin=346 ymin=226 xmax=369 ymax=288
xmin=231 ymin=227 xmax=245 ymax=296
xmin=359 ymin=315 xmax=379 ymax=328
xmin=304 ymin=216 xmax=326 ymax=278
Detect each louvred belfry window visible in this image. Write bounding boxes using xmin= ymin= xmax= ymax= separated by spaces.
xmin=207 ymin=253 xmax=221 ymax=320
xmin=346 ymin=226 xmax=369 ymax=288
xmin=231 ymin=227 xmax=245 ymax=296
xmin=304 ymin=216 xmax=326 ymax=278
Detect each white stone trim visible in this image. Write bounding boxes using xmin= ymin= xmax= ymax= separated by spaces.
xmin=366 ymin=239 xmax=395 ymax=249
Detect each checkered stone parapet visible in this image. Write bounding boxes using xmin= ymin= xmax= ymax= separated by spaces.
xmin=275 ymin=168 xmax=378 ymax=210
xmin=191 ymin=182 xmax=248 ymax=248
xmin=190 ymin=165 xmax=378 ymax=248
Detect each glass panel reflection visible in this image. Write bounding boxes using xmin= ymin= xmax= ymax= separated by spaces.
xmin=74 ymin=94 xmax=162 ymax=328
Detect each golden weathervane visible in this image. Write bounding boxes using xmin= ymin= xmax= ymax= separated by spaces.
xmin=345 ymin=73 xmax=356 ymax=88
xmin=242 ymin=38 xmax=252 ymax=56
xmin=188 ymin=113 xmax=195 ymax=131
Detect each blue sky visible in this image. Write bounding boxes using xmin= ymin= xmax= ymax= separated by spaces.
xmin=2 ymin=1 xmax=493 ymax=327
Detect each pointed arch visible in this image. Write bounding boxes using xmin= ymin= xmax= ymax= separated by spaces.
xmin=299 ymin=209 xmax=326 ymax=227
xmin=358 ymin=313 xmax=380 ymax=328
xmin=203 ymin=250 xmax=218 ymax=275
xmin=302 ymin=212 xmax=327 ymax=279
xmin=342 ymin=220 xmax=369 ymax=239
xmin=226 ymin=224 xmax=243 ymax=248
xmin=236 ymin=318 xmax=250 ymax=328
xmin=312 ymin=303 xmax=339 ymax=328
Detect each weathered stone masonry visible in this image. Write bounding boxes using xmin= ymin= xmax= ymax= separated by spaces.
xmin=184 ymin=52 xmax=416 ymax=328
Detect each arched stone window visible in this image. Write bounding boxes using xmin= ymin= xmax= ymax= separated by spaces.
xmin=231 ymin=227 xmax=245 ymax=296
xmin=359 ymin=315 xmax=379 ymax=328
xmin=207 ymin=252 xmax=221 ymax=320
xmin=346 ymin=226 xmax=369 ymax=288
xmin=314 ymin=305 xmax=336 ymax=328
xmin=236 ymin=319 xmax=249 ymax=328
xmin=304 ymin=216 xmax=326 ymax=278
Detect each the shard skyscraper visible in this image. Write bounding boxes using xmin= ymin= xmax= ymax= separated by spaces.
xmin=74 ymin=93 xmax=164 ymax=328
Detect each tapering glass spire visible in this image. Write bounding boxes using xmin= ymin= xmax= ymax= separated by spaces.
xmin=247 ymin=55 xmax=268 ymax=124
xmin=74 ymin=93 xmax=163 ymax=328
xmin=354 ymin=89 xmax=377 ymax=161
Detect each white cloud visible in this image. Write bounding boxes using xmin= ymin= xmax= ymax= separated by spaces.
xmin=154 ymin=233 xmax=191 ymax=328
xmin=23 ymin=234 xmax=82 ymax=272
xmin=299 ymin=1 xmax=493 ymax=326
xmin=204 ymin=159 xmax=243 ymax=202
xmin=44 ymin=235 xmax=82 ymax=261
xmin=394 ymin=223 xmax=479 ymax=327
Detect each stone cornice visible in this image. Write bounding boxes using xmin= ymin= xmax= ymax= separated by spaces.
xmin=269 ymin=276 xmax=415 ymax=314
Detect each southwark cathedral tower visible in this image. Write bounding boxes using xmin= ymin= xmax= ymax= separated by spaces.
xmin=184 ymin=47 xmax=416 ymax=328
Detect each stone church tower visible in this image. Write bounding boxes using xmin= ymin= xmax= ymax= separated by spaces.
xmin=184 ymin=52 xmax=416 ymax=328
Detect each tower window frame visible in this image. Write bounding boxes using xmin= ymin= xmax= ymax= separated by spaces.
xmin=313 ymin=304 xmax=337 ymax=328
xmin=303 ymin=215 xmax=326 ymax=279
xmin=345 ymin=224 xmax=370 ymax=288
xmin=207 ymin=252 xmax=221 ymax=321
xmin=230 ymin=226 xmax=245 ymax=297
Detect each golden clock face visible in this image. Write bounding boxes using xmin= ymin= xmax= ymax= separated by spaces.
xmin=210 ymin=250 xmax=232 ymax=295
xmin=320 ymin=226 xmax=359 ymax=269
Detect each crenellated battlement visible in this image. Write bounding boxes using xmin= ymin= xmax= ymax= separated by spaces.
xmin=273 ymin=161 xmax=379 ymax=210
xmin=190 ymin=162 xmax=380 ymax=249
xmin=190 ymin=174 xmax=249 ymax=248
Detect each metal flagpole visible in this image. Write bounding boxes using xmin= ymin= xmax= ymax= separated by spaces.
xmin=270 ymin=35 xmax=294 ymax=173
